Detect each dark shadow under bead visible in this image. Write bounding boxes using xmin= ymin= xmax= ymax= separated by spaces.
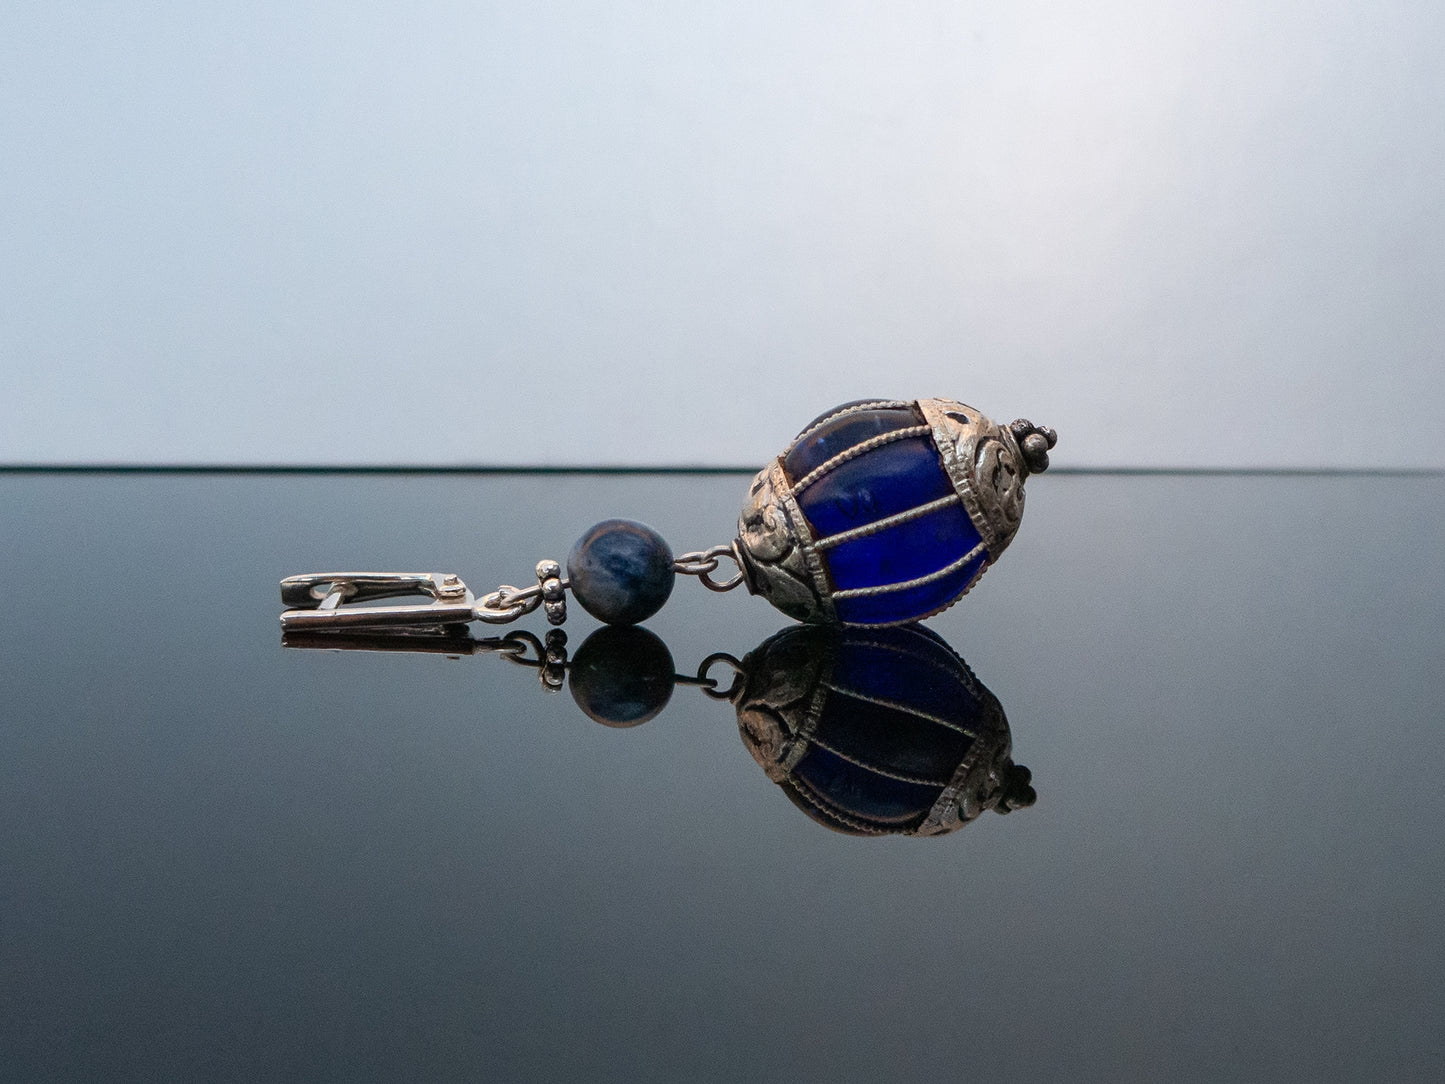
xmin=567 ymin=519 xmax=676 ymax=625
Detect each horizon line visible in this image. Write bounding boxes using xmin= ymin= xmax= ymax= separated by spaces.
xmin=0 ymin=464 xmax=1440 ymax=478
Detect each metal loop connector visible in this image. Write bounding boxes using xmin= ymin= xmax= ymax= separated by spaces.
xmin=674 ymin=544 xmax=747 ymax=593
xmin=476 ymin=585 xmax=543 ymax=624
xmin=696 ymin=651 xmax=745 ymax=700
xmin=492 ymin=629 xmax=569 ymax=690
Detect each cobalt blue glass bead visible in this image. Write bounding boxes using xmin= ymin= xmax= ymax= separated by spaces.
xmin=734 ymin=398 xmax=1055 ymax=626
xmin=567 ymin=519 xmax=676 ymax=625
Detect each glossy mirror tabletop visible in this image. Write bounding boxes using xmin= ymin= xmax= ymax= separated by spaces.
xmin=2 ymin=471 xmax=1441 ymax=1081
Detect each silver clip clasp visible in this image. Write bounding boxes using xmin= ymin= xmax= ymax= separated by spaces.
xmin=279 ymin=573 xmax=476 ymax=632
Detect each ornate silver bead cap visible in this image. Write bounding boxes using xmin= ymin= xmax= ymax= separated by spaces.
xmin=734 ymin=398 xmax=1056 ymax=626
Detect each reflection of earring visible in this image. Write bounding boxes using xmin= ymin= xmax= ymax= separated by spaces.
xmin=561 ymin=623 xmax=1036 ymax=840
xmin=283 ymin=620 xmax=1034 ymax=837
xmin=280 ymin=398 xmax=1056 ymax=633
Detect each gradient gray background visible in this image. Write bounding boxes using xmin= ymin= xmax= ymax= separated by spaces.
xmin=3 ymin=1 xmax=1443 ymax=468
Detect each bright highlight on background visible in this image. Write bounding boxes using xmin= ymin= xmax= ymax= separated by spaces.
xmin=2 ymin=1 xmax=1442 ymax=468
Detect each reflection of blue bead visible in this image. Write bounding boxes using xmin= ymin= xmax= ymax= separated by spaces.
xmin=567 ymin=519 xmax=675 ymax=625
xmin=568 ymin=626 xmax=675 ymax=726
xmin=787 ymin=625 xmax=983 ymax=830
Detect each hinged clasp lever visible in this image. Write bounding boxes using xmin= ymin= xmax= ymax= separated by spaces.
xmin=279 ymin=573 xmax=476 ymax=632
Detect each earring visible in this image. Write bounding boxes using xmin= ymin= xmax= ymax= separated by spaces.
xmin=279 ymin=397 xmax=1056 ymax=632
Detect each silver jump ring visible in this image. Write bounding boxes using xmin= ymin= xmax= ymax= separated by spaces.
xmin=675 ymin=545 xmax=746 ymax=593
xmin=476 ymin=586 xmax=540 ymax=624
xmin=697 ymin=651 xmax=744 ymax=700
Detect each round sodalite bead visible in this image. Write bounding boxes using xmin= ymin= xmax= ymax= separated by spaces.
xmin=567 ymin=519 xmax=675 ymax=625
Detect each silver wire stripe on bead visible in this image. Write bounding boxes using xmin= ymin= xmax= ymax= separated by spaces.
xmin=673 ymin=543 xmax=746 ymax=592
xmin=827 ymin=540 xmax=989 ymax=600
xmin=803 ymin=733 xmax=955 ymax=787
xmin=790 ymin=399 xmax=912 ymax=443
xmin=775 ymin=462 xmax=839 ymax=622
xmin=846 ymin=634 xmax=982 ymax=697
xmin=820 ymin=680 xmax=980 ymax=735
xmin=789 ymin=424 xmax=933 ymax=494
xmin=785 ymin=783 xmax=890 ymax=835
xmin=810 ymin=492 xmax=963 ymax=551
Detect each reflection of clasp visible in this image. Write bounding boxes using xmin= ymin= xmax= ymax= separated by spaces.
xmin=279 ymin=572 xmax=476 ymax=632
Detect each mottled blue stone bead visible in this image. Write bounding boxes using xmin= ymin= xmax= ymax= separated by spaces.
xmin=567 ymin=519 xmax=675 ymax=625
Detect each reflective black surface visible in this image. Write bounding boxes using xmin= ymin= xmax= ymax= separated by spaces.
xmin=2 ymin=472 xmax=1442 ymax=1081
